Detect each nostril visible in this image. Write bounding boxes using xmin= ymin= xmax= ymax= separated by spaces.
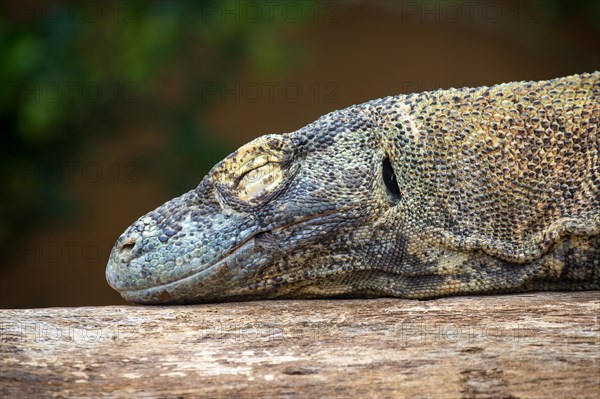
xmin=118 ymin=238 xmax=137 ymax=259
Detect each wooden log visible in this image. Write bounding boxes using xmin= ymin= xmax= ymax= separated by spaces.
xmin=1 ymin=292 xmax=599 ymax=398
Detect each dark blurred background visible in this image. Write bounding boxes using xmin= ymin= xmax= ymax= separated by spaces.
xmin=1 ymin=0 xmax=598 ymax=308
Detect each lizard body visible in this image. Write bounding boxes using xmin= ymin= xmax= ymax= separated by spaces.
xmin=106 ymin=72 xmax=599 ymax=304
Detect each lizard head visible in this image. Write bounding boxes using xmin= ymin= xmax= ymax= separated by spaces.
xmin=106 ymin=105 xmax=407 ymax=303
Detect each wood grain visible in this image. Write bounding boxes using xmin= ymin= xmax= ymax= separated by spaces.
xmin=1 ymin=292 xmax=599 ymax=398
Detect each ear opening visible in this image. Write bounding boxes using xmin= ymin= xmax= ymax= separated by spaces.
xmin=382 ymin=157 xmax=401 ymax=203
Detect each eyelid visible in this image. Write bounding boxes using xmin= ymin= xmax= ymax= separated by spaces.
xmin=212 ymin=134 xmax=295 ymax=208
xmin=236 ymin=154 xmax=279 ymax=180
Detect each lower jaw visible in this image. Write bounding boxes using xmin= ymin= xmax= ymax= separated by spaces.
xmin=116 ymin=262 xmax=232 ymax=304
xmin=116 ymin=238 xmax=260 ymax=304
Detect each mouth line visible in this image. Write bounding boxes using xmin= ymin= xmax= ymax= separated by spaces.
xmin=119 ymin=210 xmax=339 ymax=297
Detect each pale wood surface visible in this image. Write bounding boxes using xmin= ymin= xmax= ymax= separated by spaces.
xmin=1 ymin=292 xmax=599 ymax=398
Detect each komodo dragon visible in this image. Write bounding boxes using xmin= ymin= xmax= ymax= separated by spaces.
xmin=106 ymin=72 xmax=599 ymax=304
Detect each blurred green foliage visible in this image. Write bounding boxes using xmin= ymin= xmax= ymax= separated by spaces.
xmin=0 ymin=0 xmax=312 ymax=248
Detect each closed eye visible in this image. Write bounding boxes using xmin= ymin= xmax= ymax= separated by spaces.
xmin=238 ymin=162 xmax=284 ymax=202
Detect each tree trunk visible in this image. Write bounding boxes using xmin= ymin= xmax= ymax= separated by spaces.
xmin=1 ymin=292 xmax=599 ymax=398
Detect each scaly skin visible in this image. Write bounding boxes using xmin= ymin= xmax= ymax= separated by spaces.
xmin=106 ymin=72 xmax=599 ymax=304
